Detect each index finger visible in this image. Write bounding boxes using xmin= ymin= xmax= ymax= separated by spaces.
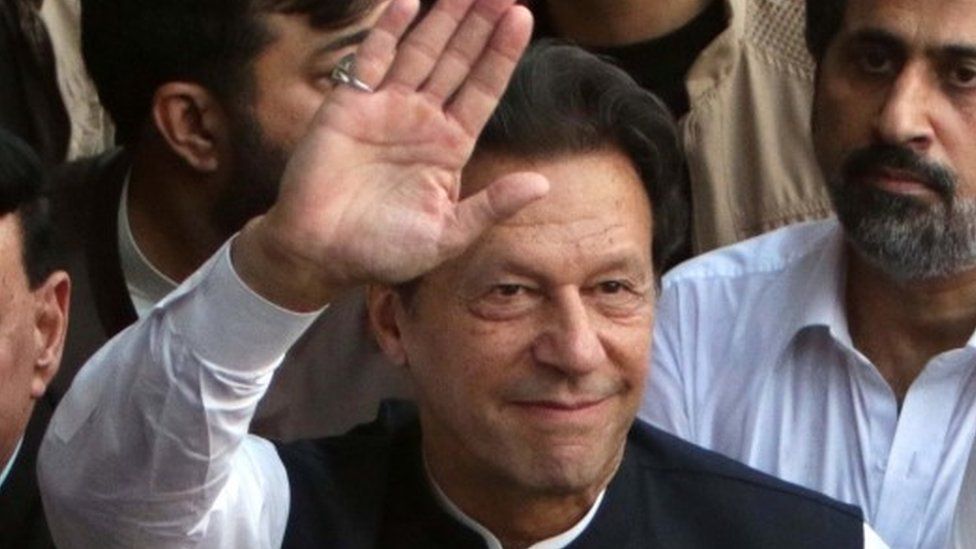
xmin=446 ymin=5 xmax=533 ymax=137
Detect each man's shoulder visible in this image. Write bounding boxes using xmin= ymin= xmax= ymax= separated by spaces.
xmin=275 ymin=400 xmax=419 ymax=476
xmin=48 ymin=147 xmax=129 ymax=239
xmin=51 ymin=148 xmax=128 ymax=195
xmin=0 ymin=400 xmax=55 ymax=548
xmin=664 ymin=219 xmax=839 ymax=290
xmin=627 ymin=418 xmax=863 ymax=521
xmin=273 ymin=401 xmax=422 ymax=548
xmin=47 ymin=148 xmax=136 ymax=403
xmin=739 ymin=0 xmax=816 ymax=71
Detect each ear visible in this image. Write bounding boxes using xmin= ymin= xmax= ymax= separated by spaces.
xmin=367 ymin=284 xmax=408 ymax=367
xmin=30 ymin=271 xmax=70 ymax=399
xmin=151 ymin=82 xmax=228 ymax=173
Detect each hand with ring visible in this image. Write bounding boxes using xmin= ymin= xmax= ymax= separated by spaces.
xmin=233 ymin=0 xmax=548 ymax=312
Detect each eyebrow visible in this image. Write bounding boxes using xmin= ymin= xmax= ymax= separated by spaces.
xmin=942 ymin=44 xmax=976 ymax=60
xmin=847 ymin=27 xmax=976 ymax=59
xmin=315 ymin=29 xmax=370 ymax=55
xmin=846 ymin=28 xmax=905 ymax=50
xmin=473 ymin=254 xmax=652 ymax=285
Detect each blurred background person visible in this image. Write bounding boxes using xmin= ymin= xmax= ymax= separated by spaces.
xmin=0 ymin=0 xmax=70 ymax=165
xmin=528 ymin=0 xmax=829 ymax=260
xmin=39 ymin=0 xmax=115 ymax=159
xmin=49 ymin=0 xmax=426 ymax=442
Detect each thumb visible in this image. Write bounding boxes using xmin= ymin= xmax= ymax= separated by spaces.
xmin=452 ymin=171 xmax=550 ymax=246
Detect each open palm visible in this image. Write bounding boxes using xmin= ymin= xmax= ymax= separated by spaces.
xmin=253 ymin=0 xmax=548 ymax=305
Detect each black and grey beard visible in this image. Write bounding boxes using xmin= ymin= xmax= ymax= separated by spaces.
xmin=827 ymin=144 xmax=976 ymax=281
xmin=211 ymin=107 xmax=289 ymax=240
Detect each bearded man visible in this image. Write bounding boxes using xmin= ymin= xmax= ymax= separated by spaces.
xmin=50 ymin=0 xmax=421 ymax=442
xmin=643 ymin=0 xmax=976 ymax=547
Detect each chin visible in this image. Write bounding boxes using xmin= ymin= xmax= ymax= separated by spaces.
xmin=499 ymin=439 xmax=624 ymax=496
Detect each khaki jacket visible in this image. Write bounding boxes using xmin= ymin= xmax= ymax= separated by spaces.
xmin=684 ymin=0 xmax=831 ymax=252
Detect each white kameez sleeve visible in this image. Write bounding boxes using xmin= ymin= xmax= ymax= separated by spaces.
xmin=38 ymin=240 xmax=321 ymax=548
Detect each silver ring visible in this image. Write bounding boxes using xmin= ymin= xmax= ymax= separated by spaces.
xmin=331 ymin=53 xmax=375 ymax=93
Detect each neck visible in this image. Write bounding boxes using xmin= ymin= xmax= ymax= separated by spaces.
xmin=543 ymin=0 xmax=714 ymax=47
xmin=846 ymin=250 xmax=976 ymax=402
xmin=127 ymin=145 xmax=228 ymax=283
xmin=424 ymin=439 xmax=618 ymax=548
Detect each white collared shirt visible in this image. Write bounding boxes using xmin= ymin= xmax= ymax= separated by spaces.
xmin=642 ymin=218 xmax=976 ymax=549
xmin=427 ymin=456 xmax=606 ymax=549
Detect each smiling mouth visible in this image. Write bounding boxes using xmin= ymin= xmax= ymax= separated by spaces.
xmin=510 ymin=397 xmax=611 ymax=419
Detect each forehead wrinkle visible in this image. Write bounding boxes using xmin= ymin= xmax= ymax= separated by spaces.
xmin=459 ymin=222 xmax=648 ymax=283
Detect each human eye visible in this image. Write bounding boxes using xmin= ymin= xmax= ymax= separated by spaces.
xmin=945 ymin=61 xmax=976 ymax=89
xmin=853 ymin=43 xmax=897 ymax=76
xmin=469 ymin=282 xmax=540 ymax=320
xmin=597 ymin=281 xmax=627 ymax=294
xmin=311 ymin=49 xmax=359 ymax=91
xmin=588 ymin=279 xmax=647 ymax=314
xmin=489 ymin=284 xmax=529 ymax=299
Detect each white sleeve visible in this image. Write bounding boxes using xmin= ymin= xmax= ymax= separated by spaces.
xmin=38 ymin=241 xmax=320 ymax=548
xmin=864 ymin=523 xmax=890 ymax=548
xmin=639 ymin=280 xmax=694 ymax=440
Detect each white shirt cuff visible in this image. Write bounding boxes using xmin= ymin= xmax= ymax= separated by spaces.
xmin=160 ymin=239 xmax=323 ymax=370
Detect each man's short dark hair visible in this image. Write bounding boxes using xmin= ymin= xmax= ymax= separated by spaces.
xmin=81 ymin=0 xmax=381 ymax=145
xmin=478 ymin=41 xmax=690 ymax=276
xmin=805 ymin=0 xmax=846 ymax=64
xmin=0 ymin=127 xmax=55 ymax=289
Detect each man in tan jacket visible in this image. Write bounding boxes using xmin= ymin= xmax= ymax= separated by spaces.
xmin=531 ymin=0 xmax=830 ymax=255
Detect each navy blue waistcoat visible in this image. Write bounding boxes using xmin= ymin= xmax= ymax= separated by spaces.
xmin=276 ymin=401 xmax=864 ymax=548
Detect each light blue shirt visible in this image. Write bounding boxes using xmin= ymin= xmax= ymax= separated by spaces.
xmin=0 ymin=438 xmax=23 ymax=490
xmin=642 ymin=219 xmax=976 ymax=549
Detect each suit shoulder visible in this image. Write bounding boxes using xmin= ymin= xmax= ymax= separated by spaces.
xmin=276 ymin=400 xmax=419 ymax=467
xmin=628 ymin=420 xmax=863 ymax=521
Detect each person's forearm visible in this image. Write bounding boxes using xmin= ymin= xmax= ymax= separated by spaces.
xmin=38 ymin=241 xmax=319 ymax=548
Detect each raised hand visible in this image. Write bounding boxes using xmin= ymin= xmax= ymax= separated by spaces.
xmin=234 ymin=0 xmax=548 ymax=311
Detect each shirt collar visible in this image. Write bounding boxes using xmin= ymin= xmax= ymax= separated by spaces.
xmin=0 ymin=438 xmax=24 ymax=490
xmin=425 ymin=457 xmax=606 ymax=549
xmin=784 ymin=220 xmax=857 ymax=348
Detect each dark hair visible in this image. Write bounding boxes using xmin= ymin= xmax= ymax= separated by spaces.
xmin=81 ymin=0 xmax=380 ymax=144
xmin=0 ymin=128 xmax=56 ymax=289
xmin=805 ymin=0 xmax=846 ymax=63
xmin=478 ymin=41 xmax=689 ymax=276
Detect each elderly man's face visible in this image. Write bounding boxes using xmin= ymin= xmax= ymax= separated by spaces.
xmin=813 ymin=0 xmax=976 ymax=280
xmin=0 ymin=215 xmax=67 ymax=473
xmin=373 ymin=149 xmax=654 ymax=499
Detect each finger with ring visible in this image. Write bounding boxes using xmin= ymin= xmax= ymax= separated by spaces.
xmin=330 ymin=53 xmax=375 ymax=93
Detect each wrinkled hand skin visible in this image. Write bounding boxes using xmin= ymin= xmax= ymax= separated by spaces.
xmin=233 ymin=0 xmax=549 ymax=312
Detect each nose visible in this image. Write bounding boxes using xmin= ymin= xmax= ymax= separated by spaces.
xmin=531 ymin=291 xmax=607 ymax=376
xmin=872 ymin=63 xmax=935 ymax=152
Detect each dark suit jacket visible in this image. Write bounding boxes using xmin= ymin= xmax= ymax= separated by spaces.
xmin=277 ymin=401 xmax=866 ymax=548
xmin=48 ymin=150 xmax=413 ymax=441
xmin=0 ymin=400 xmax=55 ymax=548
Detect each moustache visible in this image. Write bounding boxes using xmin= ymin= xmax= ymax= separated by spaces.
xmin=841 ymin=144 xmax=957 ymax=203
